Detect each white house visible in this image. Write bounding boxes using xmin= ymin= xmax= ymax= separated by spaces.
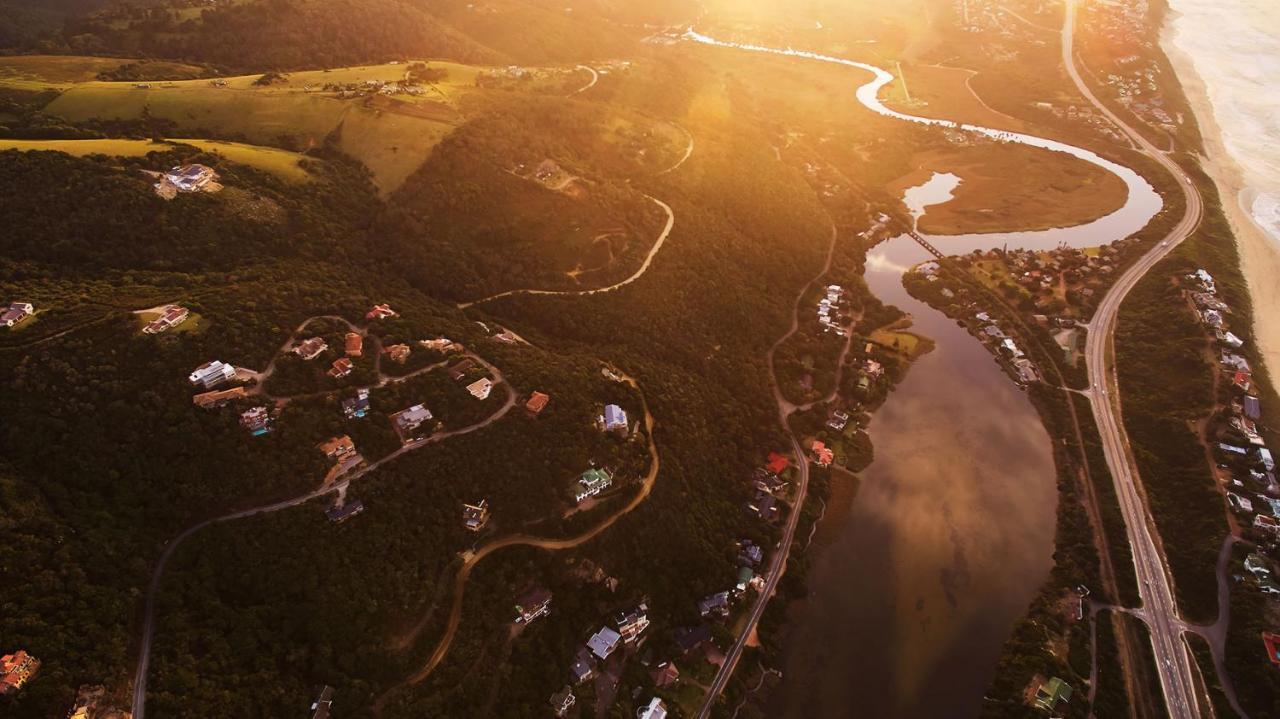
xmin=188 ymin=360 xmax=236 ymax=389
xmin=587 ymin=626 xmax=622 ymax=660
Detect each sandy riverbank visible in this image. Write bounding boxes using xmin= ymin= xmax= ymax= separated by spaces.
xmin=1161 ymin=19 xmax=1280 ymax=379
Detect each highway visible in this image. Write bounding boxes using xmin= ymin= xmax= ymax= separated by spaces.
xmin=1065 ymin=1 xmax=1206 ymax=717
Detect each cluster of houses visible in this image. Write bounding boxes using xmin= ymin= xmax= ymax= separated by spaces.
xmin=1 ymin=301 xmax=34 ymax=328
xmin=698 ymin=538 xmax=768 ymax=623
xmin=153 ymin=164 xmax=218 ymax=199
xmin=817 ymin=284 xmax=850 ymax=336
xmin=550 ymin=599 xmax=671 ymax=718
xmin=66 ymin=683 xmax=129 ymax=719
xmin=0 ymin=650 xmax=39 ymax=695
xmin=973 ymin=310 xmax=1040 ymax=386
xmin=143 ymin=305 xmax=190 ymax=334
xmin=965 ymin=244 xmax=1134 ymax=318
xmin=746 ymin=452 xmax=791 ymax=522
xmin=1083 ymin=0 xmax=1180 ymax=132
xmin=322 ymin=79 xmax=427 ymax=99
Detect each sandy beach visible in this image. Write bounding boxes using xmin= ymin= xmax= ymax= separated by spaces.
xmin=1161 ymin=10 xmax=1280 ymax=379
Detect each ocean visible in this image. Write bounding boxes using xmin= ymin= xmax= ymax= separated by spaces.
xmin=1166 ymin=0 xmax=1280 ymax=248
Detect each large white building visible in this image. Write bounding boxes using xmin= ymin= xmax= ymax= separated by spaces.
xmin=188 ymin=360 xmax=236 ymax=389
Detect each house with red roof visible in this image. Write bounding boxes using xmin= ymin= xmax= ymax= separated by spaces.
xmin=1263 ymin=632 xmax=1280 ymax=665
xmin=766 ymin=452 xmax=790 ymax=475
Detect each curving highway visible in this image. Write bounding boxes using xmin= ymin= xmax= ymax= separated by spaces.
xmin=1064 ymin=0 xmax=1206 ymax=716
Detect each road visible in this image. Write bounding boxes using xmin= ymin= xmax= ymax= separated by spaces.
xmin=394 ymin=368 xmax=659 ymax=687
xmin=130 ymin=332 xmax=516 ymax=719
xmin=1065 ymin=1 xmax=1207 ymax=717
xmin=696 ymin=222 xmax=839 ymax=718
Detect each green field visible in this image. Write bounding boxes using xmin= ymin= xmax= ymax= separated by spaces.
xmin=0 ymin=137 xmax=312 ymax=182
xmin=1 ymin=57 xmax=571 ymax=192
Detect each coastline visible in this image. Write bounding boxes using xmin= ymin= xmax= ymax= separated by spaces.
xmin=1160 ymin=13 xmax=1280 ymax=378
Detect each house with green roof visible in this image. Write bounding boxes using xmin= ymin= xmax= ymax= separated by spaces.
xmin=1033 ymin=677 xmax=1073 ymax=712
xmin=575 ymin=468 xmax=613 ymax=503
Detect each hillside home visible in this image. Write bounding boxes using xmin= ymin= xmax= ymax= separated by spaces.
xmin=239 ymin=406 xmax=273 ymax=436
xmin=467 ymin=377 xmax=494 ymax=400
xmin=515 ymin=586 xmax=552 ymax=624
xmin=189 ymin=360 xmax=236 ymax=389
xmin=569 ymin=648 xmax=597 ymax=684
xmin=1244 ymin=395 xmax=1262 ymax=421
xmin=650 ymin=661 xmax=680 ymax=688
xmin=765 ymin=452 xmax=790 ymax=475
xmin=1264 ymin=633 xmax=1280 ymax=665
xmin=811 ymin=441 xmax=834 ymax=468
xmin=587 ymin=626 xmax=622 ymax=660
xmin=393 ymin=404 xmax=433 ymax=435
xmin=600 ymin=404 xmax=629 ymax=433
xmin=345 ymin=332 xmax=364 ymax=357
xmin=420 ymin=337 xmax=460 ymax=353
xmin=673 ymin=625 xmax=712 ymax=655
xmin=193 ymin=386 xmax=247 ymax=409
xmin=162 ymin=164 xmax=218 ymax=193
xmin=576 ymin=468 xmax=613 ymax=503
xmin=0 ymin=302 xmax=32 ymax=327
xmin=526 ymin=391 xmax=550 ymax=417
xmin=550 ymin=686 xmax=575 ymax=718
xmin=698 ymin=591 xmax=730 ymax=618
xmin=293 ymin=337 xmax=328 ymax=361
xmin=325 ymin=500 xmax=364 ymax=524
xmin=366 ymin=304 xmax=398 ymax=320
xmin=0 ymin=650 xmax=39 ymax=695
xmin=448 ymin=358 xmax=476 ymax=381
xmin=637 ymin=697 xmax=669 ymax=719
xmin=612 ymin=602 xmax=650 ymax=643
xmin=318 ymin=435 xmax=357 ymax=462
xmin=328 ymin=357 xmax=353 ymax=378
xmin=342 ymin=389 xmax=370 ymax=419
xmin=384 ymin=343 xmax=410 ymax=364
xmin=143 ymin=305 xmax=190 ymax=334
xmin=462 ymin=499 xmax=490 ymax=532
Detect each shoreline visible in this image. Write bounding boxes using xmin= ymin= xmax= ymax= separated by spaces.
xmin=1159 ymin=12 xmax=1280 ymax=379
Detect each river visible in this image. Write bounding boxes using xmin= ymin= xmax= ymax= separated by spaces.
xmin=684 ymin=29 xmax=1166 ymax=718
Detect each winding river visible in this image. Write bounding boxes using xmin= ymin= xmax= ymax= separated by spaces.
xmin=687 ymin=30 xmax=1163 ymax=717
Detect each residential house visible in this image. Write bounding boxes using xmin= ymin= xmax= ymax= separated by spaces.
xmin=366 ymin=304 xmax=398 ymax=320
xmin=325 ymin=500 xmax=364 ymax=524
xmin=239 ymin=406 xmax=273 ymax=436
xmin=550 ymin=686 xmax=575 ymax=718
xmin=765 ymin=452 xmax=790 ymax=476
xmin=1245 ymin=553 xmax=1271 ymax=578
xmin=0 ymin=302 xmax=33 ymax=327
xmin=293 ymin=337 xmax=328 ymax=361
xmin=739 ymin=541 xmax=764 ymax=567
xmin=672 ymin=625 xmax=712 ymax=656
xmin=526 ymin=391 xmax=550 ymax=417
xmin=448 ymin=358 xmax=476 ymax=381
xmin=0 ymin=650 xmax=39 ymax=695
xmin=311 ymin=686 xmax=334 ymax=719
xmin=827 ymin=409 xmax=850 ymax=431
xmin=193 ymin=386 xmax=246 ymax=409
xmin=736 ymin=566 xmax=755 ymax=592
xmin=1222 ymin=352 xmax=1252 ymax=373
xmin=515 ymin=586 xmax=552 ymax=624
xmin=393 ymin=404 xmax=433 ymax=436
xmin=1258 ymin=447 xmax=1276 ymax=472
xmin=462 ymin=499 xmax=490 ymax=532
xmin=319 ymin=435 xmax=357 ymax=462
xmin=600 ymin=404 xmax=629 ymax=433
xmin=1190 ymin=269 xmax=1216 ymax=293
xmin=747 ymin=492 xmax=778 ymax=522
xmin=162 ymin=164 xmax=217 ymax=193
xmin=576 ymin=468 xmax=613 ymax=503
xmin=1254 ymin=514 xmax=1279 ymax=536
xmin=1263 ymin=633 xmax=1280 ymax=665
xmin=569 ymin=648 xmax=597 ymax=684
xmin=587 ymin=626 xmax=622 ymax=660
xmin=1219 ymin=330 xmax=1244 ymax=349
xmin=1243 ymin=395 xmax=1262 ymax=421
xmin=328 ymin=357 xmax=353 ymax=378
xmin=650 ymin=661 xmax=680 ymax=688
xmin=384 ymin=343 xmax=410 ymax=364
xmin=698 ymin=591 xmax=730 ymax=619
xmin=144 ymin=305 xmax=190 ymax=334
xmin=1233 ymin=371 xmax=1253 ymax=392
xmin=811 ymin=441 xmax=834 ymax=468
xmin=345 ymin=332 xmax=364 ymax=357
xmin=342 ymin=389 xmax=370 ymax=419
xmin=419 ymin=337 xmax=460 ymax=353
xmin=1033 ymin=677 xmax=1073 ymax=712
xmin=467 ymin=377 xmax=494 ymax=400
xmin=637 ymin=696 xmax=669 ymax=719
xmin=1227 ymin=492 xmax=1254 ymax=513
xmin=189 ymin=360 xmax=236 ymax=389
xmin=612 ymin=602 xmax=650 ymax=643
